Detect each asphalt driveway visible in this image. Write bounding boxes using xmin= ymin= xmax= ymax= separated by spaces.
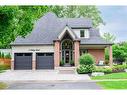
xmin=7 ymin=81 xmax=102 ymax=89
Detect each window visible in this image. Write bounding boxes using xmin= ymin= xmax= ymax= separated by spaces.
xmin=80 ymin=49 xmax=88 ymax=55
xmin=80 ymin=30 xmax=84 ymax=37
xmin=80 ymin=29 xmax=89 ymax=38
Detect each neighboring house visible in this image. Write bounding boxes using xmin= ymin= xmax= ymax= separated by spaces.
xmin=11 ymin=12 xmax=113 ymax=70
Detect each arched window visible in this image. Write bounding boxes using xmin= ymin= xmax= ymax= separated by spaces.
xmin=62 ymin=39 xmax=73 ymax=50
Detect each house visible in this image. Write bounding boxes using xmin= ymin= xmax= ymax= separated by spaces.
xmin=11 ymin=12 xmax=113 ymax=70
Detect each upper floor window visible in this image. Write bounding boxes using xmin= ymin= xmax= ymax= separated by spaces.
xmin=80 ymin=29 xmax=89 ymax=38
xmin=80 ymin=30 xmax=85 ymax=37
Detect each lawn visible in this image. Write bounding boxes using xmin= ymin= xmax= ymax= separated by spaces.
xmin=97 ymin=81 xmax=127 ymax=89
xmin=91 ymin=72 xmax=127 ymax=80
xmin=0 ymin=82 xmax=7 ymax=89
xmin=0 ymin=70 xmax=5 ymax=73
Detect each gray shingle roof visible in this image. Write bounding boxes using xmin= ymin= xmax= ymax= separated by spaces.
xmin=11 ymin=12 xmax=112 ymax=45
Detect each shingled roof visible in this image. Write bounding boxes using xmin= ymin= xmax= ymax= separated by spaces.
xmin=11 ymin=12 xmax=112 ymax=45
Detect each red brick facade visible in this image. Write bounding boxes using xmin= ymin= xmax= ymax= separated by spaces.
xmin=88 ymin=49 xmax=105 ymax=64
xmin=54 ymin=40 xmax=60 ymax=67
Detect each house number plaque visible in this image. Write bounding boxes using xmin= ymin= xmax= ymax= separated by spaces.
xmin=29 ymin=49 xmax=40 ymax=51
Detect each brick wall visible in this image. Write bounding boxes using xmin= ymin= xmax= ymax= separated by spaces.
xmin=88 ymin=49 xmax=105 ymax=64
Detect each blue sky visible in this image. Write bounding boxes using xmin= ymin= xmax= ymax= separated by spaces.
xmin=98 ymin=6 xmax=127 ymax=42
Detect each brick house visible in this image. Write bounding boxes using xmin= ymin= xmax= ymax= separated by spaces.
xmin=11 ymin=12 xmax=113 ymax=70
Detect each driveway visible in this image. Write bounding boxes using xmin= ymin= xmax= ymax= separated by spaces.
xmin=0 ymin=70 xmax=102 ymax=89
xmin=0 ymin=70 xmax=90 ymax=81
xmin=7 ymin=81 xmax=102 ymax=89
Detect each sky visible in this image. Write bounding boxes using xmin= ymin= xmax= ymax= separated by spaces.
xmin=98 ymin=6 xmax=127 ymax=42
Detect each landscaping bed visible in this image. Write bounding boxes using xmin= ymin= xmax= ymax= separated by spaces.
xmin=97 ymin=81 xmax=127 ymax=89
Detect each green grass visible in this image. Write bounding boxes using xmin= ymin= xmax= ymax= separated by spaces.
xmin=0 ymin=82 xmax=7 ymax=89
xmin=91 ymin=72 xmax=127 ymax=80
xmin=97 ymin=81 xmax=127 ymax=89
xmin=0 ymin=70 xmax=5 ymax=73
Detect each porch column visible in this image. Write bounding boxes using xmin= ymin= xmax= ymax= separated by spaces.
xmin=54 ymin=40 xmax=60 ymax=67
xmin=109 ymin=45 xmax=113 ymax=67
xmin=74 ymin=40 xmax=80 ymax=66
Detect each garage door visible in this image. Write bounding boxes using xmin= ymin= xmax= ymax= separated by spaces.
xmin=14 ymin=53 xmax=32 ymax=70
xmin=36 ymin=53 xmax=54 ymax=69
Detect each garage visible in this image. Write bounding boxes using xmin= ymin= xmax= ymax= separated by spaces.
xmin=36 ymin=53 xmax=54 ymax=69
xmin=14 ymin=53 xmax=32 ymax=70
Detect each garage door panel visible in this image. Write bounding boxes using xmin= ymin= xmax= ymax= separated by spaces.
xmin=36 ymin=53 xmax=54 ymax=69
xmin=14 ymin=53 xmax=32 ymax=70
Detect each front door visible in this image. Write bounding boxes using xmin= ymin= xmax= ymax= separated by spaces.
xmin=65 ymin=50 xmax=70 ymax=64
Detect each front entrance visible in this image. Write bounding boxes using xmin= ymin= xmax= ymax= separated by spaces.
xmin=65 ymin=50 xmax=69 ymax=63
xmin=61 ymin=39 xmax=73 ymax=66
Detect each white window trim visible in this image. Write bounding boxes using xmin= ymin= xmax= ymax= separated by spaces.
xmin=80 ymin=29 xmax=89 ymax=38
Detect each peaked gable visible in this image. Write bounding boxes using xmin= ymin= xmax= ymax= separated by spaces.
xmin=58 ymin=26 xmax=76 ymax=40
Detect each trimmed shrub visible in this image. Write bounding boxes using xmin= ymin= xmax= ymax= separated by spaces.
xmin=112 ymin=64 xmax=126 ymax=73
xmin=77 ymin=53 xmax=95 ymax=74
xmin=0 ymin=52 xmax=1 ymax=58
xmin=93 ymin=67 xmax=112 ymax=74
xmin=0 ymin=64 xmax=11 ymax=70
xmin=1 ymin=53 xmax=4 ymax=58
xmin=79 ymin=53 xmax=95 ymax=65
xmin=70 ymin=60 xmax=74 ymax=66
xmin=5 ymin=53 xmax=11 ymax=59
xmin=60 ymin=60 xmax=64 ymax=66
xmin=77 ymin=64 xmax=95 ymax=74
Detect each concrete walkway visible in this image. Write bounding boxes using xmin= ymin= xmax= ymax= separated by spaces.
xmin=0 ymin=70 xmax=91 ymax=82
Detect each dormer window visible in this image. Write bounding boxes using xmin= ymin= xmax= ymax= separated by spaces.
xmin=80 ymin=30 xmax=85 ymax=37
xmin=80 ymin=29 xmax=89 ymax=38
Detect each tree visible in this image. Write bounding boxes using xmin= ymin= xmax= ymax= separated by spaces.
xmin=0 ymin=6 xmax=103 ymax=48
xmin=102 ymin=32 xmax=116 ymax=42
xmin=0 ymin=6 xmax=49 ymax=48
xmin=113 ymin=42 xmax=127 ymax=64
xmin=50 ymin=6 xmax=103 ymax=27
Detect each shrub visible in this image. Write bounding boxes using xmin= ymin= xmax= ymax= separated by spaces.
xmin=1 ymin=53 xmax=4 ymax=58
xmin=77 ymin=53 xmax=95 ymax=74
xmin=77 ymin=64 xmax=94 ymax=74
xmin=0 ymin=64 xmax=11 ymax=70
xmin=79 ymin=53 xmax=95 ymax=65
xmin=112 ymin=64 xmax=126 ymax=73
xmin=5 ymin=53 xmax=11 ymax=59
xmin=60 ymin=60 xmax=64 ymax=66
xmin=70 ymin=60 xmax=74 ymax=66
xmin=0 ymin=52 xmax=1 ymax=58
xmin=93 ymin=66 xmax=112 ymax=74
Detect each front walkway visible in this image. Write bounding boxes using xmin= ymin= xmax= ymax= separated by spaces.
xmin=0 ymin=70 xmax=91 ymax=82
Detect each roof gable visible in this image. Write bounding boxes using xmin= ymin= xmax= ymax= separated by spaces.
xmin=58 ymin=26 xmax=76 ymax=40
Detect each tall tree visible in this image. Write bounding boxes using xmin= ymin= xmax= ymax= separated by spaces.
xmin=50 ymin=6 xmax=103 ymax=27
xmin=0 ymin=6 xmax=49 ymax=48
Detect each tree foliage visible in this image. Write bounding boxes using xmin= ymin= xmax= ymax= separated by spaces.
xmin=102 ymin=32 xmax=116 ymax=43
xmin=50 ymin=6 xmax=103 ymax=27
xmin=113 ymin=42 xmax=127 ymax=64
xmin=0 ymin=6 xmax=103 ymax=48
